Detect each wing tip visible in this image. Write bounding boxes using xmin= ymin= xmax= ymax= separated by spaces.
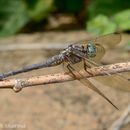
xmin=114 ymin=32 xmax=122 ymax=42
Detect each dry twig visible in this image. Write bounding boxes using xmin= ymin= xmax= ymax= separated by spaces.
xmin=0 ymin=42 xmax=68 ymax=51
xmin=0 ymin=62 xmax=130 ymax=92
xmin=109 ymin=104 xmax=130 ymax=130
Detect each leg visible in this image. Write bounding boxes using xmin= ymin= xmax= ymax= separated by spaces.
xmin=67 ymin=64 xmax=77 ymax=79
xmin=83 ymin=60 xmax=87 ymax=71
xmin=83 ymin=60 xmax=94 ymax=76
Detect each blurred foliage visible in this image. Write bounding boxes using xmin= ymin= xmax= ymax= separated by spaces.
xmin=113 ymin=9 xmax=130 ymax=31
xmin=87 ymin=0 xmax=130 ymax=35
xmin=26 ymin=0 xmax=53 ymax=21
xmin=126 ymin=41 xmax=130 ymax=46
xmin=87 ymin=9 xmax=130 ymax=35
xmin=0 ymin=0 xmax=53 ymax=37
xmin=88 ymin=0 xmax=130 ymax=19
xmin=54 ymin=0 xmax=84 ymax=13
xmin=0 ymin=0 xmax=130 ymax=37
xmin=0 ymin=0 xmax=85 ymax=37
xmin=87 ymin=15 xmax=117 ymax=35
xmin=0 ymin=0 xmax=29 ymax=37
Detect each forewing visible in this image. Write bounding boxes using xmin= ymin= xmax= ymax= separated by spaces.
xmin=90 ymin=43 xmax=105 ymax=62
xmin=86 ymin=59 xmax=130 ymax=92
xmin=75 ymin=33 xmax=121 ymax=49
xmin=63 ymin=61 xmax=118 ymax=109
xmin=73 ymin=33 xmax=121 ymax=63
xmin=95 ymin=74 xmax=130 ymax=92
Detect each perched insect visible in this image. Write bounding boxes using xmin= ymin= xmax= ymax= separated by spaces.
xmin=0 ymin=33 xmax=130 ymax=109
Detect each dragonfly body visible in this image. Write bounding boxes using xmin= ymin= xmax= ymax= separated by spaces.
xmin=0 ymin=43 xmax=96 ymax=80
xmin=1 ymin=33 xmax=130 ymax=109
xmin=0 ymin=54 xmax=63 ymax=80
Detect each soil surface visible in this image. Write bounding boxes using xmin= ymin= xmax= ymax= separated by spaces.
xmin=0 ymin=31 xmax=130 ymax=130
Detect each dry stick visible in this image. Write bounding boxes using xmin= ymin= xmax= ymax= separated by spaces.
xmin=0 ymin=42 xmax=68 ymax=51
xmin=109 ymin=104 xmax=130 ymax=130
xmin=0 ymin=62 xmax=130 ymax=92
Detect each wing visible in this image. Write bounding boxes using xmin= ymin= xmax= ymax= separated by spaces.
xmin=90 ymin=43 xmax=105 ymax=62
xmin=95 ymin=74 xmax=130 ymax=92
xmin=73 ymin=33 xmax=121 ymax=63
xmin=75 ymin=33 xmax=121 ymax=49
xmin=86 ymin=58 xmax=130 ymax=92
xmin=63 ymin=61 xmax=118 ymax=109
xmin=66 ymin=43 xmax=130 ymax=92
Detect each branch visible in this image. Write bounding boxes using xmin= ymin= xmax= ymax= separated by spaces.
xmin=0 ymin=62 xmax=130 ymax=92
xmin=109 ymin=104 xmax=130 ymax=130
xmin=0 ymin=42 xmax=68 ymax=52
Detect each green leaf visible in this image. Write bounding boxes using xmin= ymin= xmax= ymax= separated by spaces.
xmin=126 ymin=41 xmax=130 ymax=45
xmin=87 ymin=15 xmax=117 ymax=35
xmin=88 ymin=0 xmax=130 ymax=19
xmin=0 ymin=0 xmax=29 ymax=37
xmin=26 ymin=0 xmax=53 ymax=21
xmin=113 ymin=9 xmax=130 ymax=30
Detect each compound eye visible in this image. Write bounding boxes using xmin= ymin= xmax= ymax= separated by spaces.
xmin=87 ymin=43 xmax=96 ymax=58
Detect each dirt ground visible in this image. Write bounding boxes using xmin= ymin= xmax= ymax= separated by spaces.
xmin=0 ymin=31 xmax=130 ymax=130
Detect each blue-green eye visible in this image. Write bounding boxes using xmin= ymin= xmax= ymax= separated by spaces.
xmin=87 ymin=43 xmax=96 ymax=58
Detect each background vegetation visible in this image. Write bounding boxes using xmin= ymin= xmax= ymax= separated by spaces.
xmin=0 ymin=0 xmax=130 ymax=37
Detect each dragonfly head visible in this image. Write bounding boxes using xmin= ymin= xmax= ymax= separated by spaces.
xmin=87 ymin=43 xmax=96 ymax=58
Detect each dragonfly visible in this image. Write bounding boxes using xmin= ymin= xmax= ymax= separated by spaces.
xmin=0 ymin=33 xmax=130 ymax=109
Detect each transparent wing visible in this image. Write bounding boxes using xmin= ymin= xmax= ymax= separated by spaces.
xmin=90 ymin=43 xmax=105 ymax=62
xmin=75 ymin=33 xmax=121 ymax=49
xmin=73 ymin=33 xmax=121 ymax=63
xmin=95 ymin=74 xmax=130 ymax=92
xmin=86 ymin=58 xmax=130 ymax=92
xmin=63 ymin=61 xmax=118 ymax=109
